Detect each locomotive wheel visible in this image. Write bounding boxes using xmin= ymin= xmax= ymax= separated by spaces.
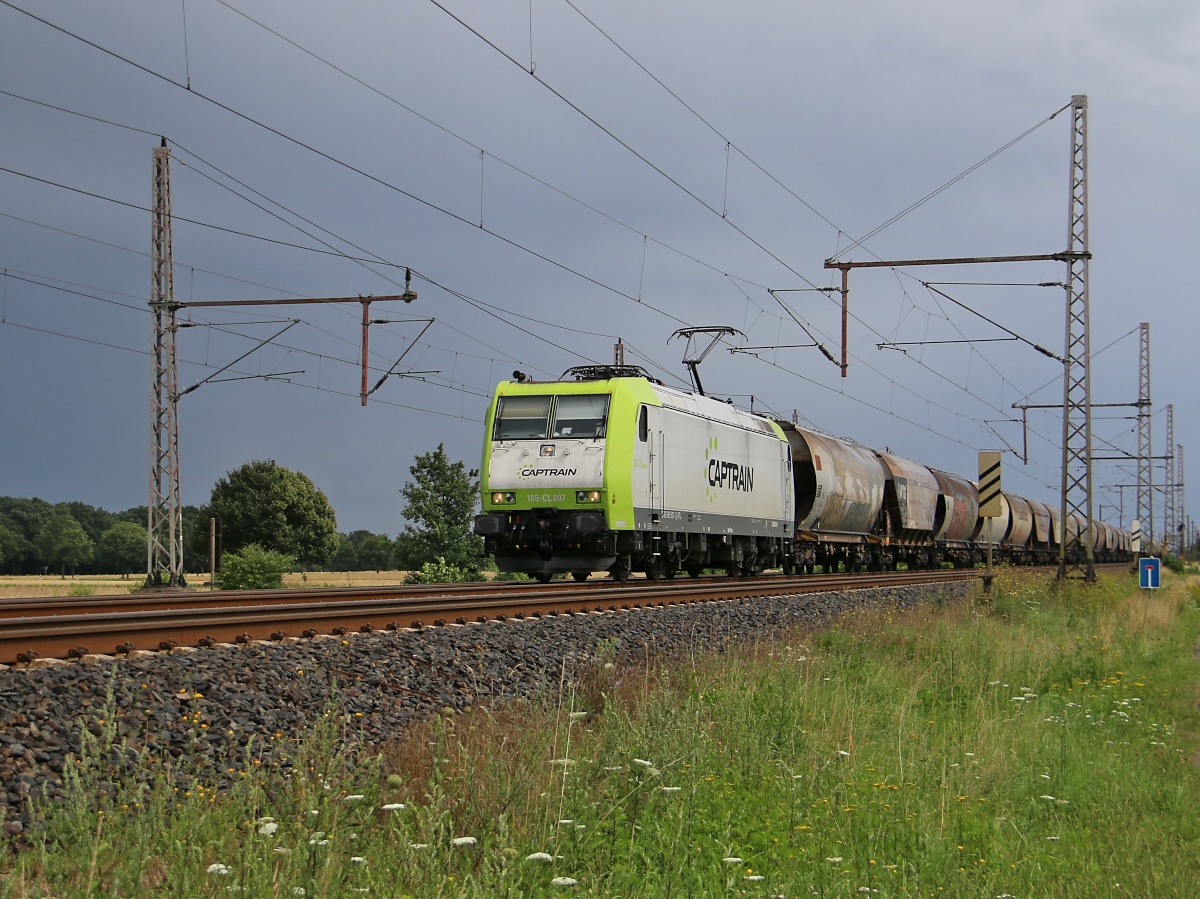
xmin=645 ymin=558 xmax=665 ymax=581
xmin=687 ymin=565 xmax=704 ymax=579
xmin=663 ymin=568 xmax=676 ymax=579
xmin=571 ymin=571 xmax=590 ymax=582
xmin=535 ymin=571 xmax=553 ymax=584
xmin=611 ymin=558 xmax=632 ymax=582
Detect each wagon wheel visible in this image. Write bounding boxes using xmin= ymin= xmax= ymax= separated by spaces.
xmin=610 ymin=557 xmax=632 ymax=582
xmin=571 ymin=571 xmax=590 ymax=582
xmin=535 ymin=571 xmax=553 ymax=584
xmin=686 ymin=565 xmax=704 ymax=579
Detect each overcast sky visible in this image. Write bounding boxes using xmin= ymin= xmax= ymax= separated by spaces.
xmin=1 ymin=0 xmax=1195 ymax=538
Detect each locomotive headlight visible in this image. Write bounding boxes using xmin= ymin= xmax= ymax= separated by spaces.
xmin=491 ymin=492 xmax=517 ymax=505
xmin=576 ymin=490 xmax=602 ymax=503
xmin=491 ymin=492 xmax=504 ymax=504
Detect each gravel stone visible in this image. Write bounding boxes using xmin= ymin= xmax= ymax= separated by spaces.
xmin=0 ymin=581 xmax=967 ymax=831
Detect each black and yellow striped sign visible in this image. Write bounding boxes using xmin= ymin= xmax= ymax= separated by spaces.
xmin=978 ymin=451 xmax=1003 ymax=518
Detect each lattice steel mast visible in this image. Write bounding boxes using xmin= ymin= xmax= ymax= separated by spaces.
xmin=146 ymin=138 xmax=185 ymax=588
xmin=1165 ymin=404 xmax=1176 ymax=553
xmin=1136 ymin=321 xmax=1153 ymax=552
xmin=1058 ymin=95 xmax=1095 ymax=580
xmin=1178 ymin=444 xmax=1186 ymax=556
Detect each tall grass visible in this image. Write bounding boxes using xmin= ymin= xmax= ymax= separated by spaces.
xmin=3 ymin=571 xmax=1198 ymax=897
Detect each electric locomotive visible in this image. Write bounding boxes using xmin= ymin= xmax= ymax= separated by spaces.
xmin=473 ymin=365 xmax=795 ymax=581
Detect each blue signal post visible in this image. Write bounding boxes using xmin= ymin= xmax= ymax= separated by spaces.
xmin=1139 ymin=557 xmax=1161 ymax=590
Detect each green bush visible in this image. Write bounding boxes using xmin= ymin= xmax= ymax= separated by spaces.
xmin=66 ymin=583 xmax=94 ymax=596
xmin=1163 ymin=553 xmax=1185 ymax=573
xmin=403 ymin=557 xmax=469 ymax=585
xmin=219 ymin=543 xmax=295 ymax=590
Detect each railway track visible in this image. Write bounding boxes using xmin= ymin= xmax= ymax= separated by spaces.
xmin=0 ymin=566 xmax=1122 ymax=666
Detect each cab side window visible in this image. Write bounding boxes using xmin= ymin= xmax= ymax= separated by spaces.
xmin=638 ymin=406 xmax=648 ymax=442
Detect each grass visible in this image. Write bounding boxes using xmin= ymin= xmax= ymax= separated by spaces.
xmin=2 ymin=569 xmax=1198 ymax=896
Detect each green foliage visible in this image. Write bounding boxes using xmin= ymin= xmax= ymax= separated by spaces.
xmin=36 ymin=512 xmax=94 ymax=576
xmin=203 ymin=460 xmax=339 ymax=567
xmin=0 ymin=522 xmax=22 ymax=572
xmin=402 ymin=557 xmax=470 ymax=584
xmin=219 ymin=543 xmax=296 ymax=590
xmin=329 ymin=529 xmax=395 ymax=571
xmin=66 ymin=583 xmax=94 ymax=596
xmin=396 ymin=443 xmax=484 ymax=574
xmin=97 ymin=521 xmax=147 ymax=577
xmin=1162 ymin=553 xmax=1184 ymax=573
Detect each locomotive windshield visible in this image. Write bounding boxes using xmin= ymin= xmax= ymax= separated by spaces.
xmin=552 ymin=394 xmax=609 ymax=438
xmin=494 ymin=395 xmax=552 ymax=439
xmin=493 ymin=393 xmax=610 ymax=440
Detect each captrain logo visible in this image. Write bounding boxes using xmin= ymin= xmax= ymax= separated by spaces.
xmin=519 ymin=468 xmax=579 ymax=478
xmin=707 ymin=459 xmax=754 ymax=492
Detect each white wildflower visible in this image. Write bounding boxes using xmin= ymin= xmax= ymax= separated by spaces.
xmin=723 ymin=857 xmax=743 ymax=864
xmin=381 ymin=803 xmax=405 ymax=811
xmin=1011 ymin=696 xmax=1026 ymax=702
xmin=603 ymin=662 xmax=614 ymax=670
xmin=344 ymin=794 xmax=365 ymax=803
xmin=310 ymin=832 xmax=326 ymax=840
xmin=526 ymin=852 xmax=554 ymax=861
xmin=1040 ymin=774 xmax=1051 ymax=780
xmin=293 ymin=889 xmax=306 ymax=897
xmin=575 ymin=824 xmax=586 ymax=830
xmin=838 ymin=750 xmax=851 ymax=757
xmin=965 ymin=753 xmax=975 ymax=757
xmin=350 ymin=856 xmax=366 ymax=864
xmin=256 ymin=816 xmax=276 ymax=824
xmin=309 ymin=838 xmax=330 ymax=846
xmin=410 ymin=843 xmax=428 ymax=850
xmin=1040 ymin=795 xmax=1056 ymax=801
xmin=1047 ymin=836 xmax=1060 ymax=841
xmin=551 ymin=877 xmax=578 ymax=886
xmin=308 ymin=809 xmax=319 ymax=817
xmin=558 ymin=819 xmax=574 ymax=825
xmin=603 ymin=766 xmax=624 ymax=772
xmin=273 ymin=848 xmax=290 ymax=855
xmin=989 ymin=681 xmax=1000 ymax=686
xmin=661 ymin=786 xmax=681 ymax=792
xmin=451 ymin=836 xmax=478 ymax=847
xmin=257 ymin=822 xmax=279 ymax=836
xmin=549 ymin=758 xmax=573 ymax=767
xmin=827 ymin=856 xmax=843 ymax=863
xmin=1056 ymin=799 xmax=1069 ymax=805
xmin=206 ymin=863 xmax=231 ymax=876
xmin=745 ymin=875 xmax=765 ymax=881
xmin=569 ymin=711 xmax=588 ymax=720
xmin=633 ymin=758 xmax=653 ymax=767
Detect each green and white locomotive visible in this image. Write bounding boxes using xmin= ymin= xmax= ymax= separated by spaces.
xmin=473 ymin=365 xmax=795 ymax=581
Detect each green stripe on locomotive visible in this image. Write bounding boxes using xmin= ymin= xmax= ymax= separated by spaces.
xmin=479 ymin=377 xmax=661 ymax=529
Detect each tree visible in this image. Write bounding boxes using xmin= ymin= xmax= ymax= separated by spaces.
xmin=98 ymin=521 xmax=147 ymax=578
xmin=202 ymin=460 xmax=339 ymax=567
xmin=396 ymin=444 xmax=484 ymax=574
xmin=37 ymin=513 xmax=94 ymax=577
xmin=220 ymin=544 xmax=295 ymax=590
xmin=0 ymin=523 xmax=22 ymax=574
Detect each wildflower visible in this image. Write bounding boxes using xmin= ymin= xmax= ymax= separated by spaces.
xmin=723 ymin=857 xmax=744 ymax=864
xmin=1040 ymin=774 xmax=1051 ymax=780
xmin=451 ymin=836 xmax=478 ymax=847
xmin=745 ymin=875 xmax=765 ymax=881
xmin=381 ymin=803 xmax=405 ymax=811
xmin=838 ymin=750 xmax=851 ymax=757
xmin=310 ymin=832 xmax=326 ymax=840
xmin=569 ymin=711 xmax=587 ymax=720
xmin=257 ymin=816 xmax=276 ymax=824
xmin=526 ymin=852 xmax=554 ymax=861
xmin=648 ymin=768 xmax=662 ymax=777
xmin=351 ymin=856 xmax=366 ymax=864
xmin=410 ymin=843 xmax=429 ymax=850
xmin=1040 ymin=795 xmax=1056 ymax=801
xmin=273 ymin=848 xmax=290 ymax=855
xmin=308 ymin=809 xmax=319 ymax=817
xmin=633 ymin=758 xmax=653 ymax=767
xmin=1047 ymin=836 xmax=1060 ymax=841
xmin=207 ymin=863 xmax=231 ymax=876
xmin=603 ymin=766 xmax=624 ymax=772
xmin=551 ymin=877 xmax=578 ymax=886
xmin=309 ymin=838 xmax=330 ymax=846
xmin=827 ymin=856 xmax=843 ymax=863
xmin=344 ymin=794 xmax=365 ymax=803
xmin=1056 ymin=799 xmax=1069 ymax=805
xmin=549 ymin=759 xmax=573 ymax=767
xmin=575 ymin=824 xmax=587 ymax=830
xmin=293 ymin=889 xmax=306 ymax=897
xmin=258 ymin=822 xmax=279 ymax=836
xmin=662 ymin=786 xmax=681 ymax=792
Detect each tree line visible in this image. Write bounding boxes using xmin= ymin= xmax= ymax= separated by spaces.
xmin=0 ymin=444 xmax=483 ymax=581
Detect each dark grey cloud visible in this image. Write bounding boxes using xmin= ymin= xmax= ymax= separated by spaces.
xmin=1 ymin=0 xmax=1195 ymax=536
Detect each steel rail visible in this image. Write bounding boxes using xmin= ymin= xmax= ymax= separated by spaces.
xmin=0 ymin=569 xmax=983 ymax=665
